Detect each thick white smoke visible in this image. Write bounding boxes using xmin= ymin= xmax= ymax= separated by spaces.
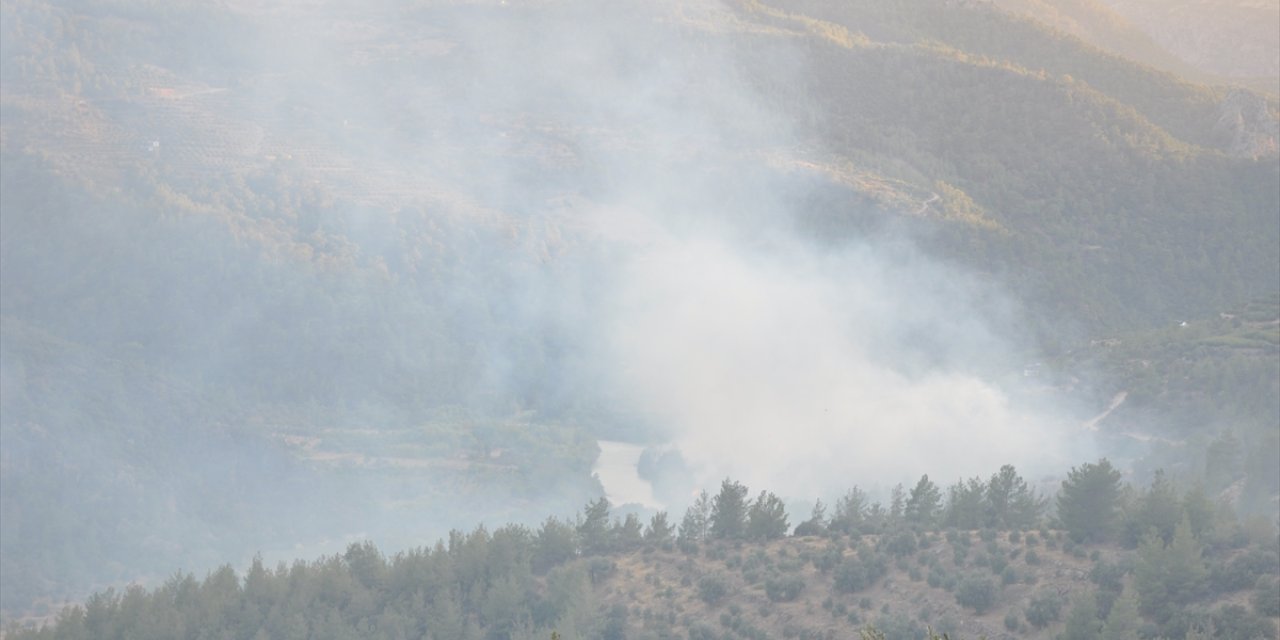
xmin=598 ymin=225 xmax=1088 ymax=499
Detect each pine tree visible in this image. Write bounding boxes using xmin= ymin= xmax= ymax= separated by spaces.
xmin=578 ymin=497 xmax=612 ymax=555
xmin=1180 ymin=484 xmax=1215 ymax=541
xmin=1057 ymin=459 xmax=1123 ymax=542
xmin=1100 ymin=591 xmax=1141 ymax=640
xmin=746 ymin=491 xmax=790 ymax=540
xmin=710 ymin=479 xmax=750 ymax=539
xmin=1060 ymin=592 xmax=1102 ymax=640
xmin=794 ymin=499 xmax=827 ymax=536
xmin=905 ymin=475 xmax=942 ymax=527
xmin=889 ymin=484 xmax=906 ymax=522
xmin=1135 ymin=516 xmax=1207 ymax=624
xmin=833 ymin=487 xmax=869 ymax=533
xmin=677 ymin=490 xmax=711 ymax=548
xmin=613 ymin=513 xmax=643 ymax=551
xmin=945 ymin=477 xmax=986 ymax=529
xmin=643 ymin=511 xmax=674 ymax=545
xmin=533 ymin=517 xmax=578 ymax=574
xmin=986 ymin=464 xmax=1044 ymax=529
xmin=1122 ymin=469 xmax=1180 ymax=546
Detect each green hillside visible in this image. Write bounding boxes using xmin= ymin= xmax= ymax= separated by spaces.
xmin=732 ymin=0 xmax=1279 ymax=336
xmin=7 ymin=467 xmax=1279 ymax=639
xmin=0 ymin=0 xmax=1277 ymax=625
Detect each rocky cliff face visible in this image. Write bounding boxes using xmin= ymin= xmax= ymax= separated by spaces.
xmin=1214 ymin=89 xmax=1280 ymax=158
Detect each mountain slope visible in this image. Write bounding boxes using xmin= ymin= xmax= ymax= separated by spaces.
xmin=1099 ymin=0 xmax=1280 ymax=86
xmin=1 ymin=0 xmax=1277 ymax=621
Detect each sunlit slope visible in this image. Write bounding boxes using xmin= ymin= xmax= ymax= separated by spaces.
xmin=987 ymin=0 xmax=1278 ymax=94
xmin=730 ymin=0 xmax=1279 ymax=335
xmin=1 ymin=0 xmax=1278 ymax=620
xmin=1101 ymin=0 xmax=1280 ymax=85
xmin=744 ymin=0 xmax=1263 ymax=149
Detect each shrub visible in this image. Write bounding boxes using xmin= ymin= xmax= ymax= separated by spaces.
xmin=1004 ymin=609 xmax=1021 ymax=631
xmin=834 ymin=558 xmax=870 ymax=593
xmin=588 ymin=558 xmax=616 ymax=583
xmin=875 ymin=613 xmax=924 ymax=640
xmin=990 ymin=554 xmax=1009 ymax=574
xmin=778 ymin=557 xmax=804 ymax=573
xmin=764 ymin=575 xmax=805 ymax=602
xmin=1001 ymin=566 xmax=1018 ymax=585
xmin=1210 ymin=546 xmax=1280 ymax=592
xmin=1090 ymin=559 xmax=1126 ymax=591
xmin=1025 ymin=591 xmax=1062 ymax=628
xmin=815 ymin=544 xmax=843 ymax=572
xmin=698 ymin=574 xmax=729 ymax=605
xmin=885 ymin=530 xmax=918 ymax=557
xmin=955 ymin=575 xmax=997 ymax=614
xmin=1211 ymin=604 xmax=1273 ymax=640
xmin=1254 ymin=576 xmax=1280 ymax=617
xmin=918 ymin=604 xmax=932 ymax=622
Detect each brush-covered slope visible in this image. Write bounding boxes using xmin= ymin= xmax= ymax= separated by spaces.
xmin=7 ymin=478 xmax=1279 ymax=640
xmin=732 ymin=0 xmax=1279 ymax=337
xmin=1 ymin=0 xmax=1277 ymax=622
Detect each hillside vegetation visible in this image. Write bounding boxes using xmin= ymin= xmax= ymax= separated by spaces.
xmin=7 ymin=464 xmax=1279 ymax=639
xmin=0 ymin=0 xmax=1276 ymax=626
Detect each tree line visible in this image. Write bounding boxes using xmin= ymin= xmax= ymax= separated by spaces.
xmin=7 ymin=458 xmax=1277 ymax=640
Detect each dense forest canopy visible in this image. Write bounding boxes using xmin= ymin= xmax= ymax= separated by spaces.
xmin=0 ymin=0 xmax=1276 ymax=636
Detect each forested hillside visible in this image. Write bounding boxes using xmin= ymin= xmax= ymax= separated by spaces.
xmin=7 ymin=464 xmax=1279 ymax=639
xmin=734 ymin=0 xmax=1279 ymax=336
xmin=0 ymin=0 xmax=1276 ymax=630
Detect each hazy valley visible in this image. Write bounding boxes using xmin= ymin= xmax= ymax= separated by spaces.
xmin=0 ymin=0 xmax=1277 ymax=637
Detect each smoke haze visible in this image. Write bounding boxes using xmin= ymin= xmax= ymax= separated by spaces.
xmin=24 ymin=0 xmax=1254 ymax=616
